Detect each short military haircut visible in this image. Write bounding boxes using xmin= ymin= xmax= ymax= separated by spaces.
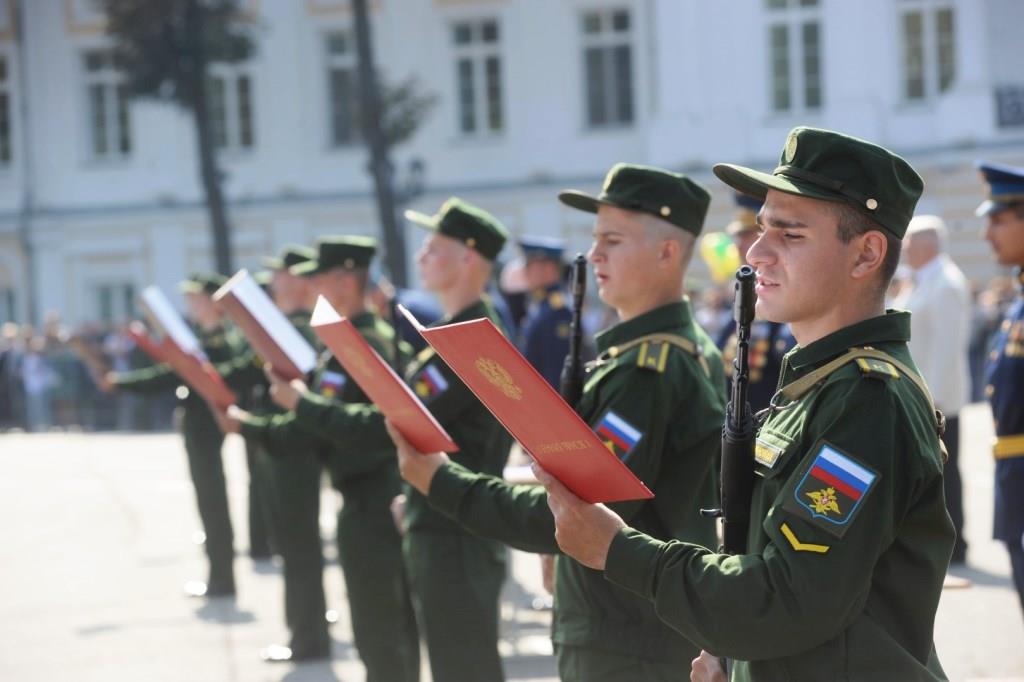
xmin=830 ymin=202 xmax=902 ymax=296
xmin=640 ymin=212 xmax=696 ymax=269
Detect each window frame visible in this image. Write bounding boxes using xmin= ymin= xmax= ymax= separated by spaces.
xmin=205 ymin=62 xmax=257 ymax=154
xmin=579 ymin=6 xmax=636 ymax=130
xmin=324 ymin=28 xmax=362 ymax=148
xmin=450 ymin=16 xmax=505 ymax=138
xmin=897 ymin=0 xmax=957 ymax=104
xmin=763 ymin=0 xmax=824 ymax=116
xmin=81 ymin=47 xmax=133 ymax=163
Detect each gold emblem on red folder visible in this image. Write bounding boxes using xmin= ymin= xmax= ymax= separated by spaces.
xmin=475 ymin=357 xmax=523 ymax=400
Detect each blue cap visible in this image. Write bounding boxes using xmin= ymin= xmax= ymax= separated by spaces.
xmin=976 ymin=160 xmax=1024 ymax=217
xmin=726 ymin=192 xmax=763 ymax=236
xmin=518 ymin=235 xmax=566 ymax=262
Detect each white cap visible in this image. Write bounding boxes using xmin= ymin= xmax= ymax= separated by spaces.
xmin=905 ymin=214 xmax=948 ymax=238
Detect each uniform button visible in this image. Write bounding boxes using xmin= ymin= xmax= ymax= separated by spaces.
xmin=990 ymin=350 xmax=999 ymax=360
xmin=985 ymin=385 xmax=994 ymax=397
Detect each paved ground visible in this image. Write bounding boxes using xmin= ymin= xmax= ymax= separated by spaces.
xmin=0 ymin=402 xmax=1021 ymax=681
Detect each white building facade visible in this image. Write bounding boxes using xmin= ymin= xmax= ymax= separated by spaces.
xmin=1 ymin=0 xmax=1023 ymax=324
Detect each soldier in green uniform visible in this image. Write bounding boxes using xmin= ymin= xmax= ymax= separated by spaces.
xmin=215 ymin=245 xmax=330 ymax=661
xmin=222 ymin=237 xmax=420 ymax=677
xmin=105 ymin=273 xmax=240 ymax=598
xmin=265 ymin=199 xmax=513 ymax=682
xmin=539 ymin=128 xmax=955 ymax=681
xmin=387 ymin=166 xmax=727 ymax=681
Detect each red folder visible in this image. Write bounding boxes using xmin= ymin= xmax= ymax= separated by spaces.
xmin=398 ymin=306 xmax=653 ymax=503
xmin=137 ymin=287 xmax=237 ymax=410
xmin=212 ymin=270 xmax=318 ymax=381
xmin=126 ymin=322 xmax=169 ymax=364
xmin=310 ymin=296 xmax=458 ymax=454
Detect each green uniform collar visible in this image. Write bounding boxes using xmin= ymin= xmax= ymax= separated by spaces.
xmin=788 ymin=310 xmax=911 ymax=371
xmin=439 ymin=298 xmax=491 ymax=326
xmin=596 ymin=300 xmax=693 ymax=353
xmin=348 ymin=309 xmax=378 ymax=330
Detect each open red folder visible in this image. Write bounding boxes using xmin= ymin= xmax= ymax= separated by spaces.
xmin=126 ymin=321 xmax=169 ymax=364
xmin=137 ymin=286 xmax=237 ymax=410
xmin=310 ymin=296 xmax=458 ymax=454
xmin=212 ymin=269 xmax=318 ymax=381
xmin=397 ymin=306 xmax=653 ymax=504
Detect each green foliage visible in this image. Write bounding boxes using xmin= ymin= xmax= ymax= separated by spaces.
xmin=379 ymin=76 xmax=438 ymax=149
xmin=98 ymin=0 xmax=255 ymax=108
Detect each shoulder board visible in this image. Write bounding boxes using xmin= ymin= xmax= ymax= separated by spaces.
xmin=636 ymin=339 xmax=672 ymax=373
xmin=854 ymin=357 xmax=900 ymax=381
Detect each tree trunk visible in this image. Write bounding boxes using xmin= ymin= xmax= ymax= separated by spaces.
xmin=352 ymin=0 xmax=408 ymax=287
xmin=186 ymin=0 xmax=233 ymax=276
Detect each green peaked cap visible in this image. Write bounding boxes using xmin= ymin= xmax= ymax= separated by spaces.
xmin=558 ymin=163 xmax=711 ymax=237
xmin=179 ymin=272 xmax=228 ymax=296
xmin=713 ymin=126 xmax=924 ymax=238
xmin=405 ymin=197 xmax=508 ymax=261
xmin=291 ymin=236 xmax=377 ymax=277
xmin=263 ymin=244 xmax=316 ymax=271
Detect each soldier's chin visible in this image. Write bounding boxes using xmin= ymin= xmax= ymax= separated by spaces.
xmin=754 ymin=300 xmax=784 ymax=323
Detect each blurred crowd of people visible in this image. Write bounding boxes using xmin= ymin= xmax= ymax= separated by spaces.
xmin=0 ymin=267 xmax=1018 ymax=435
xmin=0 ymin=315 xmax=176 ymax=433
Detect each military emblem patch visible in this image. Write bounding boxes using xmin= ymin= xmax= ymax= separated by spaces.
xmin=594 ymin=410 xmax=643 ymax=461
xmin=413 ymin=364 xmax=449 ymax=401
xmin=783 ymin=442 xmax=879 ymax=538
xmin=320 ymin=370 xmax=347 ymax=398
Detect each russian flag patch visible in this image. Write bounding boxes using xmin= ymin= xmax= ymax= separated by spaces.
xmin=414 ymin=364 xmax=449 ymax=401
xmin=784 ymin=441 xmax=880 ymax=539
xmin=319 ymin=370 xmax=347 ymax=398
xmin=595 ymin=410 xmax=643 ymax=461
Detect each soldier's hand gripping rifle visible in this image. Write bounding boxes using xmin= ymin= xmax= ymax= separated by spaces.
xmin=720 ymin=265 xmax=758 ymax=554
xmin=559 ymin=254 xmax=588 ymax=407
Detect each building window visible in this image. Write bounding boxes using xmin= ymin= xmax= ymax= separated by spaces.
xmin=207 ymin=66 xmax=255 ymax=151
xmin=900 ymin=2 xmax=955 ymax=102
xmin=83 ymin=48 xmax=131 ymax=160
xmin=765 ymin=0 xmax=822 ymax=114
xmin=452 ymin=18 xmax=503 ymax=135
xmin=0 ymin=56 xmax=11 ymax=165
xmin=95 ymin=283 xmax=136 ymax=324
xmin=0 ymin=287 xmax=14 ymax=324
xmin=326 ymin=31 xmax=361 ymax=147
xmin=581 ymin=8 xmax=633 ymax=128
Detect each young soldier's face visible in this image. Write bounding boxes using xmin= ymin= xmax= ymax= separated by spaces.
xmin=415 ymin=233 xmax=463 ymax=293
xmin=587 ymin=205 xmax=659 ymax=311
xmin=746 ymin=190 xmax=850 ymax=328
xmin=984 ymin=206 xmax=1024 ymax=266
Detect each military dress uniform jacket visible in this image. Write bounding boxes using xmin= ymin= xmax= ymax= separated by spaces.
xmin=292 ymin=299 xmax=513 ymax=535
xmin=604 ymin=312 xmax=954 ymax=681
xmin=519 ymin=283 xmax=573 ymax=389
xmin=427 ymin=300 xmax=725 ymax=665
xmin=240 ymin=311 xmax=403 ymax=489
xmin=986 ymin=272 xmax=1024 ymax=545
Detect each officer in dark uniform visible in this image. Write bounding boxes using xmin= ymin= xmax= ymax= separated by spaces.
xmin=516 ymin=236 xmax=573 ymax=389
xmin=542 ymin=128 xmax=955 ymax=681
xmin=106 ymin=273 xmax=239 ymax=598
xmin=977 ymin=160 xmax=1024 ymax=616
xmin=716 ymin=193 xmax=795 ymax=412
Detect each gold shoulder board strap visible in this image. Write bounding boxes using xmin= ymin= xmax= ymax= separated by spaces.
xmin=586 ymin=332 xmax=710 ymax=377
xmin=777 ymin=347 xmax=947 ymax=459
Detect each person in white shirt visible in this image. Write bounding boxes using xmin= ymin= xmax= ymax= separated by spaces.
xmin=895 ymin=214 xmax=971 ymax=564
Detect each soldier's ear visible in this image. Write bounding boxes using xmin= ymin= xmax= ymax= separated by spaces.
xmin=850 ymin=231 xmax=887 ymax=281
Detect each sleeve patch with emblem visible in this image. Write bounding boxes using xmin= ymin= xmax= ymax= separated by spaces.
xmin=319 ymin=370 xmax=347 ymax=398
xmin=783 ymin=442 xmax=879 ymax=538
xmin=595 ymin=410 xmax=643 ymax=461
xmin=414 ymin=364 xmax=449 ymax=400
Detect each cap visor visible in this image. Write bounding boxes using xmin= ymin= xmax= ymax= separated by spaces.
xmin=261 ymin=256 xmax=284 ymax=270
xmin=404 ymin=209 xmax=439 ymax=231
xmin=289 ymin=260 xmax=323 ymax=278
xmin=975 ymin=199 xmax=1007 ymax=217
xmin=178 ymin=281 xmax=203 ymax=294
xmin=713 ymin=164 xmax=840 ymax=204
xmin=557 ymin=190 xmax=603 ymax=214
